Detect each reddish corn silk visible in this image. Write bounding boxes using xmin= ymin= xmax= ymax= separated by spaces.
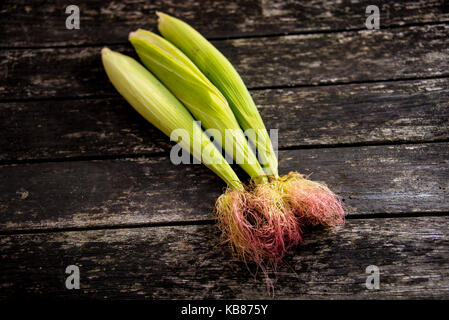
xmin=279 ymin=172 xmax=347 ymax=228
xmin=214 ymin=172 xmax=346 ymax=270
xmin=215 ymin=184 xmax=302 ymax=267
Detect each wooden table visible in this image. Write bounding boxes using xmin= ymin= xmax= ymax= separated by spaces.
xmin=1 ymin=1 xmax=448 ymax=299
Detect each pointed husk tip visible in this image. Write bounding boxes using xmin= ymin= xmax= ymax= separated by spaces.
xmin=101 ymin=47 xmax=112 ymax=55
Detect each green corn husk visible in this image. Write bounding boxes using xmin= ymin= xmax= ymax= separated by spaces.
xmin=156 ymin=12 xmax=279 ymax=177
xmin=101 ymin=48 xmax=243 ymax=190
xmin=129 ymin=29 xmax=266 ymax=182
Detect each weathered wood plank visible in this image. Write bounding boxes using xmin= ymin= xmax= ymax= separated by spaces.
xmin=0 ymin=97 xmax=170 ymax=161
xmin=1 ymin=143 xmax=447 ymax=232
xmin=1 ymin=0 xmax=448 ymax=47
xmin=1 ymin=216 xmax=447 ymax=299
xmin=2 ymin=78 xmax=448 ymax=162
xmin=258 ymin=79 xmax=449 ymax=148
xmin=1 ymin=25 xmax=448 ymax=100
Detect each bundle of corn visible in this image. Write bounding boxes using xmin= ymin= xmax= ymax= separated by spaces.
xmin=102 ymin=13 xmax=346 ymax=281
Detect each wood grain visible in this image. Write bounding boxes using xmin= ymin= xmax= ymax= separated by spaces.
xmin=1 ymin=143 xmax=447 ymax=232
xmin=1 ymin=216 xmax=447 ymax=299
xmin=1 ymin=78 xmax=447 ymax=162
xmin=1 ymin=0 xmax=448 ymax=47
xmin=1 ymin=25 xmax=448 ymax=100
xmin=1 ymin=0 xmax=448 ymax=301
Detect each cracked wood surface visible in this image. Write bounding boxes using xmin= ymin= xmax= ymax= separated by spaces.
xmin=1 ymin=143 xmax=448 ymax=232
xmin=1 ymin=0 xmax=448 ymax=48
xmin=1 ymin=216 xmax=448 ymax=299
xmin=1 ymin=78 xmax=448 ymax=162
xmin=1 ymin=1 xmax=448 ymax=299
xmin=1 ymin=25 xmax=449 ymax=100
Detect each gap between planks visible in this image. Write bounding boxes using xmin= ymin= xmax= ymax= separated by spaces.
xmin=1 ymin=74 xmax=448 ymax=104
xmin=1 ymin=0 xmax=448 ymax=48
xmin=1 ymin=21 xmax=447 ymax=51
xmin=1 ymin=77 xmax=448 ymax=163
xmin=1 ymin=143 xmax=448 ymax=232
xmin=1 ymin=212 xmax=449 ymax=237
xmin=1 ymin=216 xmax=448 ymax=299
xmin=1 ymin=24 xmax=448 ymax=100
xmin=1 ymin=139 xmax=449 ymax=167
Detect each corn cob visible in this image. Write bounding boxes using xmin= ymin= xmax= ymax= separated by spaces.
xmin=129 ymin=29 xmax=266 ymax=182
xmin=156 ymin=12 xmax=278 ymax=177
xmin=101 ymin=48 xmax=243 ymax=190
